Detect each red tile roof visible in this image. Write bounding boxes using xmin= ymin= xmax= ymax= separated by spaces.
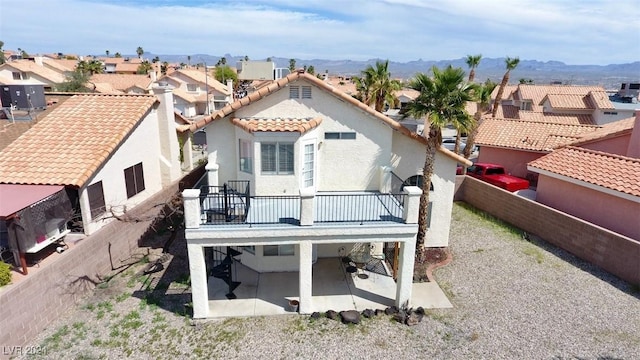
xmin=570 ymin=116 xmax=636 ymax=146
xmin=186 ymin=70 xmax=472 ymax=166
xmin=0 ymin=94 xmax=158 ymax=187
xmin=529 ymin=146 xmax=640 ymax=197
xmin=90 ymin=74 xmax=153 ymax=93
xmin=475 ymin=118 xmax=600 ymax=151
xmin=231 ymin=117 xmax=322 ymax=134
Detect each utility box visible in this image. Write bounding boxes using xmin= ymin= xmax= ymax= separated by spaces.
xmin=1 ymin=84 xmax=47 ymax=110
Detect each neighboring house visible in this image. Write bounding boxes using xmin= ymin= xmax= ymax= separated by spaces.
xmin=180 ymin=70 xmax=471 ymax=317
xmin=0 ymin=59 xmax=66 ymax=90
xmin=160 ymin=69 xmax=231 ymax=116
xmin=475 ymin=118 xmax=601 ymax=179
xmin=0 ymin=89 xmax=181 ymax=273
xmin=101 ymin=57 xmax=143 ymax=74
xmin=89 ymin=73 xmax=155 ymax=94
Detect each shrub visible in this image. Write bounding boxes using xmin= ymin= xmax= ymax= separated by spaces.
xmin=0 ymin=261 xmax=12 ymax=286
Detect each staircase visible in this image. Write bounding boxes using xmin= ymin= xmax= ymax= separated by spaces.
xmin=209 ymin=246 xmax=243 ymax=299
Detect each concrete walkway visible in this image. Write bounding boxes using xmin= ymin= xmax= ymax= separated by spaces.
xmin=207 ymin=257 xmax=451 ymax=317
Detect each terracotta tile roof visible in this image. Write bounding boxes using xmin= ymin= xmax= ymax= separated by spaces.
xmin=570 ymin=116 xmax=636 ymax=146
xmin=103 ymin=57 xmax=143 ymax=65
xmin=186 ymin=70 xmax=472 ymax=166
xmin=43 ymin=58 xmax=77 ymax=72
xmin=90 ymin=74 xmax=153 ymax=93
xmin=493 ymin=85 xmax=518 ymax=101
xmin=475 ymin=118 xmax=600 ymax=152
xmin=0 ymin=94 xmax=158 ymax=187
xmin=171 ymin=69 xmax=230 ymax=95
xmin=231 ymin=117 xmax=322 ymax=134
xmin=92 ymin=82 xmax=125 ymax=94
xmin=542 ymin=93 xmax=593 ymax=110
xmin=1 ymin=60 xmax=65 ymax=83
xmin=587 ymin=91 xmax=615 ymax=110
xmin=395 ymin=89 xmax=420 ymax=100
xmin=528 ymin=146 xmax=640 ymax=197
xmin=516 ymin=112 xmax=595 ymax=125
xmin=0 ymin=120 xmax=35 ymax=151
xmin=115 ymin=63 xmax=141 ymax=73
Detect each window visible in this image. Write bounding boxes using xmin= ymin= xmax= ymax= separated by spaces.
xmin=239 ymin=140 xmax=253 ymax=174
xmin=302 ymin=143 xmax=314 ymax=187
xmin=289 ymin=86 xmax=300 ymax=99
xmin=243 ymin=246 xmax=255 ymax=255
xmin=263 ymin=245 xmax=294 ymax=256
xmin=124 ymin=163 xmax=145 ymax=198
xmin=261 ymin=142 xmax=294 ymax=174
xmin=87 ymin=181 xmax=106 ymax=218
xmin=629 ymin=84 xmax=640 ymax=90
xmin=186 ymin=84 xmax=197 ymax=92
xmin=12 ymin=72 xmax=21 ymax=80
xmin=401 ymin=175 xmax=434 ymax=191
xmin=520 ymin=101 xmax=532 ymax=111
xmin=324 ymin=132 xmax=356 ymax=140
xmin=604 ymin=111 xmax=618 ymax=115
xmin=301 ymin=86 xmax=312 ymax=99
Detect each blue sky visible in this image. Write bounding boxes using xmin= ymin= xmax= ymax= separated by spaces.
xmin=1 ymin=0 xmax=638 ymax=65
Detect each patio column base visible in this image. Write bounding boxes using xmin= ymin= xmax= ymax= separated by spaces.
xmin=299 ymin=242 xmax=313 ymax=314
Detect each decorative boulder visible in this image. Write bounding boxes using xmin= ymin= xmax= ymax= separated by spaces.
xmin=310 ymin=312 xmax=321 ymax=320
xmin=361 ymin=309 xmax=375 ymax=318
xmin=393 ymin=310 xmax=407 ymax=324
xmin=405 ymin=312 xmax=422 ymax=326
xmin=340 ymin=310 xmax=361 ymax=325
xmin=325 ymin=310 xmax=339 ymax=320
xmin=375 ymin=309 xmax=385 ymax=316
xmin=385 ymin=306 xmax=399 ymax=315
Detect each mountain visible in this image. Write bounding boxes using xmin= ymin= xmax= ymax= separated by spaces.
xmin=143 ymin=53 xmax=639 ymax=89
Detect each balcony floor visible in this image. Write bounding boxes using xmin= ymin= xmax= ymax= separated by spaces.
xmin=206 ymin=257 xmax=452 ymax=317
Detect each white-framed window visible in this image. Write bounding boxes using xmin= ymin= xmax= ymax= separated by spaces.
xmin=263 ymin=245 xmax=294 ymax=256
xmin=124 ymin=162 xmax=145 ymax=198
xmin=324 ymin=132 xmax=356 ymax=140
xmin=520 ymin=101 xmax=532 ymax=111
xmin=239 ymin=139 xmax=253 ymax=174
xmin=261 ymin=142 xmax=294 ymax=174
xmin=187 ymin=84 xmax=197 ymax=92
xmin=302 ymin=143 xmax=314 ymax=188
xmin=289 ymin=86 xmax=300 ymax=99
xmin=301 ymin=86 xmax=312 ymax=99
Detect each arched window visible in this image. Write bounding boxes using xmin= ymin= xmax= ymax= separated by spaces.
xmin=401 ymin=175 xmax=433 ymax=192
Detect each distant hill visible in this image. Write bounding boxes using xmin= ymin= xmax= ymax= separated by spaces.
xmin=142 ymin=53 xmax=639 ymax=89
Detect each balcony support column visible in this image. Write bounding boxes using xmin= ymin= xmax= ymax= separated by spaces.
xmin=298 ymin=241 xmax=313 ymax=314
xmin=403 ymin=186 xmax=422 ymax=224
xmin=182 ymin=189 xmax=201 ymax=229
xmin=188 ymin=244 xmax=209 ymax=318
xmin=396 ymin=235 xmax=416 ymax=309
xmin=299 ymin=188 xmax=315 ymax=226
xmin=206 ymin=162 xmax=219 ymax=192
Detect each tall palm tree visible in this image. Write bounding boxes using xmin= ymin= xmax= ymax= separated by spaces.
xmin=491 ymin=56 xmax=520 ymax=118
xmin=465 ymin=54 xmax=482 ymax=82
xmin=105 ymin=50 xmax=110 ymax=58
xmin=136 ymin=46 xmax=144 ymax=59
xmin=462 ymin=80 xmax=497 ymax=159
xmin=403 ymin=65 xmax=474 ymax=249
xmin=353 ymin=60 xmax=401 ymax=112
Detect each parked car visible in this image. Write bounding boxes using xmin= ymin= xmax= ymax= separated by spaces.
xmin=466 ymin=163 xmax=530 ymax=192
xmin=442 ymin=138 xmax=477 ymax=154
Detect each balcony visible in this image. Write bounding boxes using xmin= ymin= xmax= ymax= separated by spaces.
xmin=183 ymin=180 xmax=422 ymax=230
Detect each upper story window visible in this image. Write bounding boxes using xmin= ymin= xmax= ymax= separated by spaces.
xmin=239 ymin=139 xmax=253 ymax=174
xmin=604 ymin=111 xmax=618 ymax=115
xmin=12 ymin=72 xmax=27 ymax=80
xmin=520 ymin=101 xmax=532 ymax=111
xmin=289 ymin=85 xmax=312 ymax=99
xmin=261 ymin=142 xmax=294 ymax=175
xmin=187 ymin=84 xmax=197 ymax=92
xmin=124 ymin=162 xmax=145 ymax=198
xmin=324 ymin=132 xmax=356 ymax=140
xmin=87 ymin=181 xmax=106 ymax=219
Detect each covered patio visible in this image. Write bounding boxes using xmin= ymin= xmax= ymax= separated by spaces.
xmin=206 ymin=257 xmax=452 ymax=317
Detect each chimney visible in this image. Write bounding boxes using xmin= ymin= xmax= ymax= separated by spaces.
xmin=34 ymin=56 xmax=43 ymax=66
xmin=149 ymin=70 xmax=157 ymax=82
xmin=227 ymin=79 xmax=233 ymax=103
xmin=152 ymin=85 xmax=181 ymax=185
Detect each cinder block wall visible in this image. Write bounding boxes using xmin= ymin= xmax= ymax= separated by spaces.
xmin=0 ymin=165 xmax=205 ymax=352
xmin=458 ymin=176 xmax=640 ymax=286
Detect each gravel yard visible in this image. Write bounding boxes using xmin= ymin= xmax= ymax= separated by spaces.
xmin=19 ymin=202 xmax=640 ymax=360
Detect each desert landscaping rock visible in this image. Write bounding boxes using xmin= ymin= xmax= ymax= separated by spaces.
xmin=17 ymin=203 xmax=640 ymax=359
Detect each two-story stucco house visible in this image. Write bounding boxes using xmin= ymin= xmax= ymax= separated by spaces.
xmin=180 ymin=70 xmax=470 ymax=318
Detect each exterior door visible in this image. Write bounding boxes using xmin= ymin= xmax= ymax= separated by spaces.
xmin=302 ymin=142 xmax=315 ymax=188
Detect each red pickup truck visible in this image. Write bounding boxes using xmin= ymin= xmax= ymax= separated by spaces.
xmin=467 ymin=163 xmax=530 ymax=192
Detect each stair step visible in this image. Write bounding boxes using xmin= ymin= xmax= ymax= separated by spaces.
xmin=227 ymin=247 xmax=242 ymax=258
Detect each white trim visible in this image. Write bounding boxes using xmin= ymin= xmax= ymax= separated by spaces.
xmin=528 ymin=166 xmax=640 ymax=203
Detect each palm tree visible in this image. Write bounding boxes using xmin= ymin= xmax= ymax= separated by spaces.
xmin=136 ymin=60 xmax=153 ymax=75
xmin=465 ymin=54 xmax=482 ymax=82
xmin=289 ymin=59 xmax=296 ymax=72
xmin=353 ymin=60 xmax=401 ymax=112
xmin=0 ymin=41 xmax=5 ymax=64
xmin=105 ymin=50 xmax=110 ymax=57
xmin=462 ymin=80 xmax=497 ymax=159
xmin=136 ymin=46 xmax=144 ymax=59
xmin=115 ymin=52 xmax=122 ymax=58
xmin=403 ymin=65 xmax=474 ymax=249
xmin=491 ymin=57 xmax=520 ymax=117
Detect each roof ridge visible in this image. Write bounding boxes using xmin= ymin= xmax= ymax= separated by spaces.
xmin=563 ymin=146 xmax=640 ymax=162
xmin=487 ymin=117 xmax=601 ymax=128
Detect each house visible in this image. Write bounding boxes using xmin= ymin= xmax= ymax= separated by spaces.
xmin=180 ymin=70 xmax=471 ymax=317
xmin=0 ymin=88 xmax=182 ymax=273
xmin=474 ymin=118 xmax=601 ymax=179
xmin=89 ymin=73 xmax=155 ymax=94
xmin=0 ymin=59 xmax=66 ymax=91
xmin=160 ymin=68 xmax=231 ymax=117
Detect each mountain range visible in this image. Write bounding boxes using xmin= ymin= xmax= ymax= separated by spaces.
xmin=145 ymin=53 xmax=639 ymax=90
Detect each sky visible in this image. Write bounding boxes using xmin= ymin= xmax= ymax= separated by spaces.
xmin=0 ymin=0 xmax=639 ymax=65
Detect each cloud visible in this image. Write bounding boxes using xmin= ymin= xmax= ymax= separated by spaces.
xmin=0 ymin=0 xmax=638 ymax=64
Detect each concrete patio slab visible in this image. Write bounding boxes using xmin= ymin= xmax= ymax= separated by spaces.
xmin=206 ymin=257 xmax=452 ymax=317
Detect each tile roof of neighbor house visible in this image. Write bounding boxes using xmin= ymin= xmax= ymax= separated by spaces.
xmin=516 ymin=112 xmax=595 ymax=125
xmin=42 ymin=58 xmax=78 ymax=72
xmin=90 ymin=74 xmax=153 ymax=93
xmin=528 ymin=146 xmax=640 ymax=197
xmin=171 ymin=69 xmax=230 ymax=95
xmin=115 ymin=62 xmax=142 ymax=73
xmin=1 ymin=60 xmax=66 ymax=83
xmin=475 ymin=118 xmax=601 ymax=152
xmin=542 ymin=93 xmax=594 ymax=110
xmin=570 ymin=115 xmax=636 ymax=146
xmin=0 ymin=94 xmax=158 ymax=187
xmin=231 ymin=117 xmax=323 ymax=134
xmin=186 ymin=70 xmax=472 ymax=166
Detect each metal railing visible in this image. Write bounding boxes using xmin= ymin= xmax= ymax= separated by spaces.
xmin=315 ymin=193 xmax=404 ymax=224
xmin=200 ymin=181 xmax=250 ymax=224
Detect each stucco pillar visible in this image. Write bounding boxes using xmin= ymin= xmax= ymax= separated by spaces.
xmin=403 ymin=186 xmax=422 ymax=224
xmin=298 ymin=242 xmax=313 ymax=314
xmin=181 ymin=132 xmax=194 ymax=171
xmin=187 ymin=244 xmax=209 ymax=318
xmin=299 ymin=188 xmax=315 ymax=226
xmin=379 ymin=166 xmax=392 ymax=193
xmin=78 ymin=187 xmax=94 ymax=236
xmin=182 ymin=189 xmax=201 ymax=229
xmin=396 ymin=236 xmax=416 ymax=309
xmin=151 ymin=86 xmax=182 ymax=185
xmin=206 ymin=162 xmax=219 ymax=192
